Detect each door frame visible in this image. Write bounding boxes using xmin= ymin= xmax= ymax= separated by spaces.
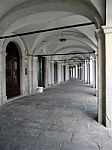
xmin=1 ymin=37 xmax=27 ymax=103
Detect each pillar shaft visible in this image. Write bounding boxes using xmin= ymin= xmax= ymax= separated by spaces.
xmin=65 ymin=64 xmax=69 ymax=81
xmin=87 ymin=60 xmax=90 ymax=84
xmin=81 ymin=63 xmax=85 ymax=81
xmin=61 ymin=63 xmax=64 ymax=82
xmin=58 ymin=63 xmax=61 ymax=83
xmin=28 ymin=56 xmax=32 ymax=94
xmin=85 ymin=60 xmax=88 ymax=83
xmin=51 ymin=62 xmax=54 ymax=84
xmin=48 ymin=60 xmax=52 ymax=86
xmin=32 ymin=57 xmax=38 ymax=89
xmin=95 ymin=53 xmax=98 ymax=92
xmin=96 ymin=29 xmax=106 ymax=125
xmin=90 ymin=56 xmax=96 ymax=87
xmin=103 ymin=26 xmax=112 ymax=127
xmin=76 ymin=65 xmax=78 ymax=78
xmin=78 ymin=64 xmax=81 ymax=79
xmin=73 ymin=67 xmax=75 ymax=78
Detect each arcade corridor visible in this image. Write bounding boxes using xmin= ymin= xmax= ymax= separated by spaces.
xmin=0 ymin=79 xmax=112 ymax=150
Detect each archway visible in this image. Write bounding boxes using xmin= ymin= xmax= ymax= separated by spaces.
xmin=6 ymin=42 xmax=20 ymax=98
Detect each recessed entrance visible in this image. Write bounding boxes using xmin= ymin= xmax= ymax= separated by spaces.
xmin=38 ymin=56 xmax=46 ymax=87
xmin=6 ymin=42 xmax=20 ymax=99
xmin=54 ymin=62 xmax=58 ymax=84
xmin=63 ymin=65 xmax=66 ymax=81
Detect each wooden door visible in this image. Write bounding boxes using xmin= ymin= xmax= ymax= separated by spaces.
xmin=6 ymin=42 xmax=20 ymax=98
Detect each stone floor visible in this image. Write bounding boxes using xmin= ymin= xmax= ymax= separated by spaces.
xmin=0 ymin=79 xmax=112 ymax=150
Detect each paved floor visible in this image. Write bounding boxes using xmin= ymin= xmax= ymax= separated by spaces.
xmin=0 ymin=79 xmax=112 ymax=150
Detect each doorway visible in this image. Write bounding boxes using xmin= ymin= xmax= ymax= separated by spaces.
xmin=54 ymin=62 xmax=58 ymax=84
xmin=38 ymin=56 xmax=46 ymax=87
xmin=6 ymin=42 xmax=20 ymax=98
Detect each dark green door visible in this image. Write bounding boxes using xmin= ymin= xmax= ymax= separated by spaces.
xmin=63 ymin=65 xmax=66 ymax=81
xmin=38 ymin=56 xmax=46 ymax=87
xmin=54 ymin=62 xmax=58 ymax=84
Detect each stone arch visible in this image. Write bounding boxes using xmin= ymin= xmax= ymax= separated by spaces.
xmin=1 ymin=36 xmax=28 ymax=102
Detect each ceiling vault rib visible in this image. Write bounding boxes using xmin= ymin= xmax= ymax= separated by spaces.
xmin=0 ymin=22 xmax=95 ymax=40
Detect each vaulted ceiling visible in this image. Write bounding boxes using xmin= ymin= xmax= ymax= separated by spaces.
xmin=0 ymin=0 xmax=105 ymax=65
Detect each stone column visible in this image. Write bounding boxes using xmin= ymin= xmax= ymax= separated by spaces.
xmin=23 ymin=55 xmax=29 ymax=95
xmin=76 ymin=64 xmax=78 ymax=78
xmin=1 ymin=52 xmax=7 ymax=103
xmin=51 ymin=62 xmax=54 ymax=84
xmin=65 ymin=64 xmax=69 ymax=81
xmin=28 ymin=55 xmax=32 ymax=94
xmin=70 ymin=67 xmax=72 ymax=78
xmin=81 ymin=63 xmax=85 ymax=81
xmin=85 ymin=60 xmax=88 ymax=83
xmin=103 ymin=26 xmax=112 ymax=127
xmin=48 ymin=59 xmax=52 ymax=86
xmin=93 ymin=57 xmax=96 ymax=88
xmin=61 ymin=63 xmax=64 ymax=82
xmin=45 ymin=57 xmax=49 ymax=88
xmin=58 ymin=62 xmax=61 ymax=84
xmin=95 ymin=52 xmax=99 ymax=95
xmin=90 ymin=56 xmax=93 ymax=85
xmin=32 ymin=57 xmax=38 ymax=90
xmin=80 ymin=64 xmax=82 ymax=80
xmin=73 ymin=66 xmax=75 ymax=78
xmin=90 ymin=55 xmax=96 ymax=87
xmin=83 ymin=63 xmax=85 ymax=81
xmin=96 ymin=29 xmax=106 ymax=125
xmin=87 ymin=60 xmax=90 ymax=84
